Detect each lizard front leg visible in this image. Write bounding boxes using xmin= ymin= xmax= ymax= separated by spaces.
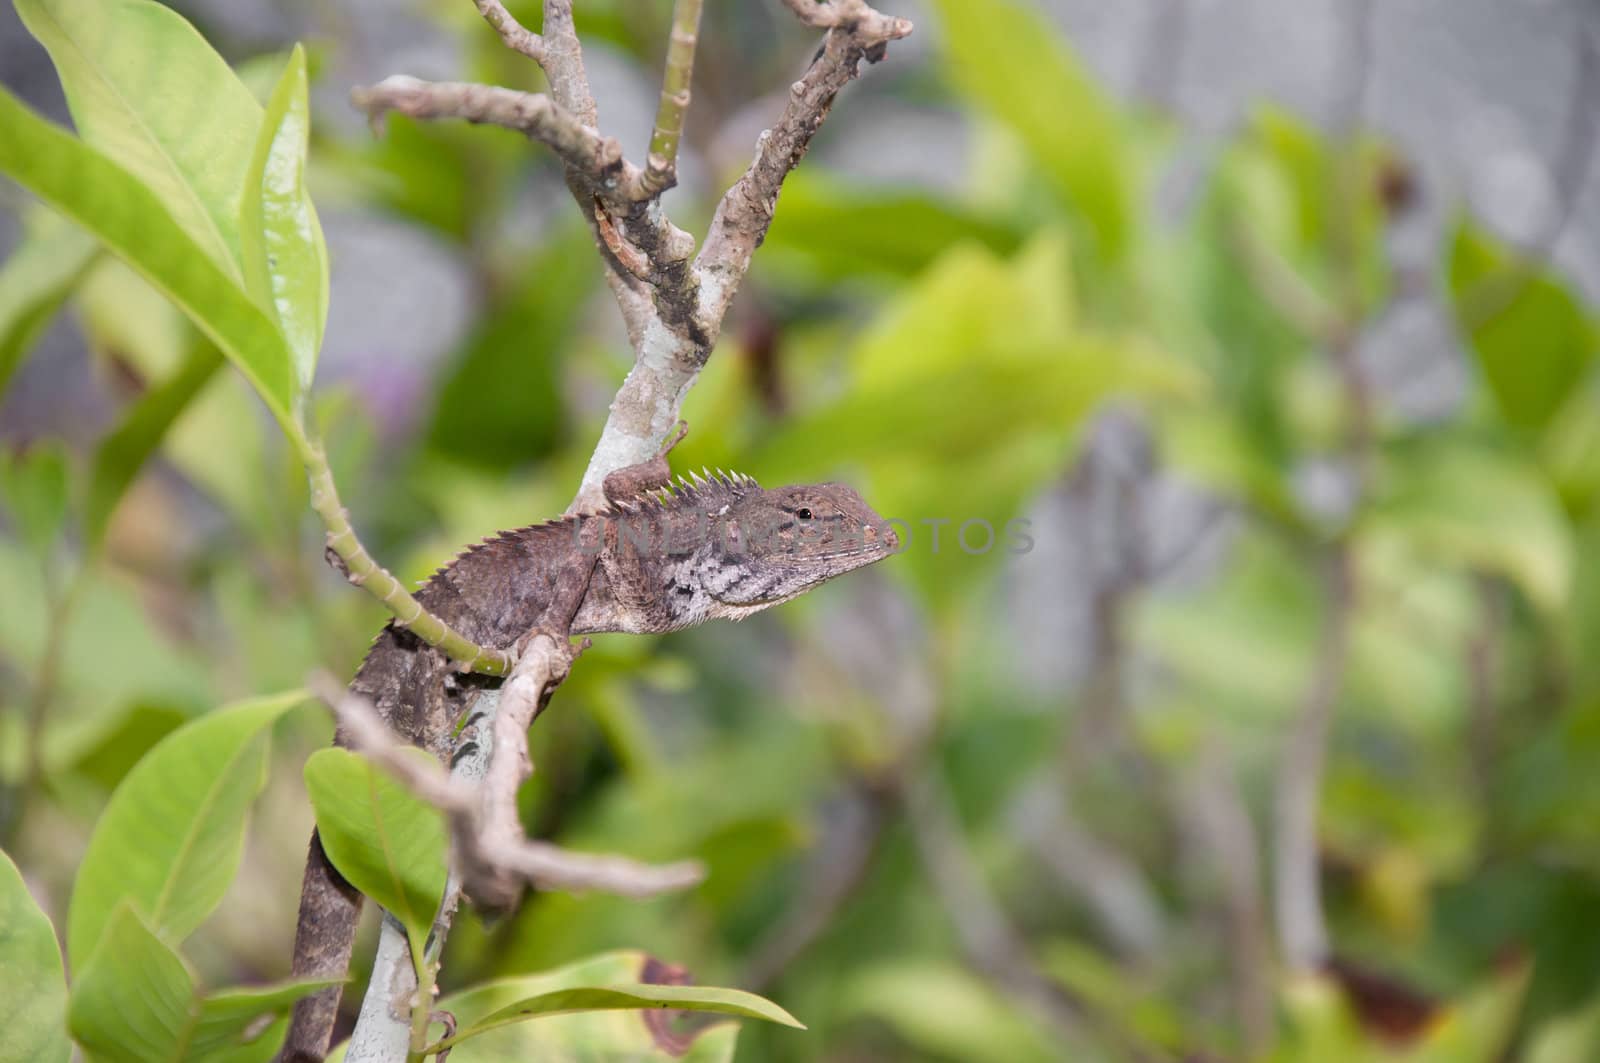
xmin=537 ymin=421 xmax=689 ymax=636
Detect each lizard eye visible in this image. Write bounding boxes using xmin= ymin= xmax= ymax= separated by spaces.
xmin=796 ymin=507 xmax=813 ymax=520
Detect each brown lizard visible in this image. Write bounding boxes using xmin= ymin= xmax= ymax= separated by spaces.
xmin=283 ymin=430 xmax=899 ymax=1061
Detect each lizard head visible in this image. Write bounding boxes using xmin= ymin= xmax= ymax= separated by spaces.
xmin=701 ymin=480 xmax=899 ymax=613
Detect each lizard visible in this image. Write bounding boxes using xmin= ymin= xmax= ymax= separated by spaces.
xmin=283 ymin=427 xmax=899 ymax=1062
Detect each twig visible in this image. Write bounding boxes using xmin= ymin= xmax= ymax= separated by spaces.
xmin=690 ymin=3 xmax=912 ymax=338
xmin=305 ymin=446 xmax=512 ymax=676
xmin=471 ymin=0 xmax=544 ymax=64
xmin=351 ymin=77 xmax=647 ymax=201
xmin=640 ymin=0 xmax=705 ymax=197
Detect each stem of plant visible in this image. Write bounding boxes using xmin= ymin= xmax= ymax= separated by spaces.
xmin=302 ymin=442 xmax=512 ymax=676
xmin=641 ymin=0 xmax=703 ymax=196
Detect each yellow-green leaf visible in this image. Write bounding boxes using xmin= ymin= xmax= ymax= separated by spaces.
xmin=0 ymin=851 xmax=70 ymax=1063
xmin=240 ymin=45 xmax=328 ymax=391
xmin=66 ymin=692 xmax=306 ymax=966
xmin=0 ymin=85 xmax=301 ymax=435
xmin=14 ymin=0 xmax=263 ymax=277
xmin=304 ymin=747 xmax=448 ymax=948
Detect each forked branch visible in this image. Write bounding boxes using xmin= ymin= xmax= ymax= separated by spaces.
xmin=312 ymin=672 xmax=705 ymax=901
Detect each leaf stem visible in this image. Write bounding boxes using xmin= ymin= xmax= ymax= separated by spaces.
xmin=303 ymin=442 xmax=511 ymax=677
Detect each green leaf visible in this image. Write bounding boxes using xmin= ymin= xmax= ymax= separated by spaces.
xmin=69 ymin=903 xmax=194 ymax=1063
xmin=1447 ymin=220 xmax=1598 ymax=433
xmin=66 ymin=691 xmax=306 ymax=966
xmin=420 ymin=951 xmax=765 ymax=1062
xmin=304 ymin=747 xmax=448 ymax=946
xmin=84 ymin=339 xmax=224 ymax=553
xmin=0 ymin=442 xmax=70 ymax=557
xmin=0 ymin=850 xmax=70 ymax=1063
xmin=0 ymin=85 xmax=302 ymax=435
xmin=433 ymin=985 xmax=800 ymax=1054
xmin=1367 ymin=440 xmax=1574 ymax=612
xmin=239 ymin=45 xmax=327 ymax=391
xmin=190 ymin=981 xmax=342 ymax=1058
xmin=14 ymin=0 xmax=263 ymax=277
xmin=68 ymin=902 xmax=333 ymax=1063
xmin=0 ymin=208 xmax=99 ymax=396
xmin=929 ymin=0 xmax=1131 ymax=259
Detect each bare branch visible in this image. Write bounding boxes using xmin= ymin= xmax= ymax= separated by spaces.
xmin=779 ymin=0 xmax=907 ymax=34
xmin=310 ymin=673 xmax=704 ymax=901
xmin=352 ymin=76 xmax=647 ymax=200
xmin=693 ymin=4 xmax=913 ymax=335
xmin=640 ymin=0 xmax=705 ymax=197
xmin=472 ymin=0 xmax=545 ymax=64
xmin=537 ymin=0 xmax=597 ymax=123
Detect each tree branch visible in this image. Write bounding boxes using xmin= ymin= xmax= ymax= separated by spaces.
xmin=351 ymin=77 xmax=647 ymax=200
xmin=312 ymin=673 xmax=705 ymax=901
xmin=471 ymin=0 xmax=544 ymax=64
xmin=691 ymin=5 xmax=912 ymax=337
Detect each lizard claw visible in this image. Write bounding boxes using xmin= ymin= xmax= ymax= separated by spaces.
xmin=657 ymin=420 xmax=689 ymax=459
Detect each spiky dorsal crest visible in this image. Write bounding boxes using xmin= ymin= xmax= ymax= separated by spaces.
xmin=644 ymin=467 xmax=760 ymax=510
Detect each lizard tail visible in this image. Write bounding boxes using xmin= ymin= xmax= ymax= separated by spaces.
xmin=281 ymin=828 xmax=363 ymax=1063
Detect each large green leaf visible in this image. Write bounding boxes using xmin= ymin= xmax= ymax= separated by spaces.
xmin=239 ymin=45 xmax=327 ymax=391
xmin=0 ymin=86 xmax=302 ymax=433
xmin=0 ymin=850 xmax=70 ymax=1063
xmin=68 ymin=902 xmax=333 ymax=1063
xmin=0 ymin=208 xmax=99 ymax=396
xmin=1366 ymin=440 xmax=1574 ymax=612
xmin=66 ymin=691 xmax=306 ymax=966
xmin=929 ymin=0 xmax=1131 ymax=259
xmin=1447 ymin=220 xmax=1598 ymax=433
xmin=69 ymin=903 xmax=192 ymax=1063
xmin=84 ymin=338 xmax=224 ymax=553
xmin=303 ymin=747 xmax=448 ymax=947
xmin=415 ymin=951 xmax=761 ymax=1063
xmin=14 ymin=0 xmax=263 ymax=277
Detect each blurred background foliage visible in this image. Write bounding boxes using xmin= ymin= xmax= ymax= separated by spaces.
xmin=4 ymin=0 xmax=1600 ymax=1059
